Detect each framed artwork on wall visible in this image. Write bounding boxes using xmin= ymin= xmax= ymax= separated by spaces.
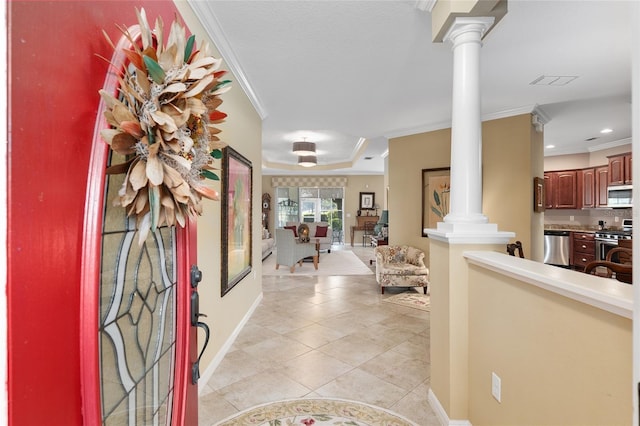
xmin=533 ymin=176 xmax=545 ymax=212
xmin=221 ymin=146 xmax=253 ymax=296
xmin=422 ymin=167 xmax=450 ymax=237
xmin=359 ymin=192 xmax=375 ymax=210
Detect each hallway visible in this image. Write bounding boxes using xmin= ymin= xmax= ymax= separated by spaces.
xmin=197 ymin=246 xmax=439 ymax=425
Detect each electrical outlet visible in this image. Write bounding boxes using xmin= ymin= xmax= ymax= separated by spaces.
xmin=492 ymin=372 xmax=502 ymax=403
xmin=570 ymin=215 xmax=574 ymax=221
xmin=615 ymin=216 xmax=620 ymax=222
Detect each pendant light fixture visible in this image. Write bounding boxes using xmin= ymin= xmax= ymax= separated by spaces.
xmin=292 ymin=138 xmax=316 ymax=156
xmin=298 ymin=155 xmax=317 ymax=167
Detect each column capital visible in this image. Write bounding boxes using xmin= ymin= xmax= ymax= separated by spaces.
xmin=443 ymin=17 xmax=495 ymax=45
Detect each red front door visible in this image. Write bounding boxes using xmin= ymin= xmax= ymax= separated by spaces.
xmin=8 ymin=3 xmax=200 ymax=424
xmin=79 ymin=28 xmax=200 ymax=426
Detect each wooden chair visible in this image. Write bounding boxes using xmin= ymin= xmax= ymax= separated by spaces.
xmin=506 ymin=241 xmax=524 ymax=258
xmin=362 ymin=221 xmax=376 ymax=246
xmin=584 ymin=247 xmax=632 ymax=284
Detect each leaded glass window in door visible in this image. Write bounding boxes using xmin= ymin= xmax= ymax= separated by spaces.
xmin=99 ymin=153 xmax=178 ymax=425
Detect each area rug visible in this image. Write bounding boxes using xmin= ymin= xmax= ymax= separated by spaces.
xmin=262 ymin=250 xmax=373 ymax=276
xmin=212 ymin=398 xmax=418 ymax=426
xmin=383 ymin=292 xmax=430 ymax=311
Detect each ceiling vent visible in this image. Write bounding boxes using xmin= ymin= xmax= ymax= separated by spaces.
xmin=530 ymin=75 xmax=578 ymax=86
xmin=364 ymin=156 xmax=374 ymax=160
xmin=585 ymin=137 xmax=599 ymax=142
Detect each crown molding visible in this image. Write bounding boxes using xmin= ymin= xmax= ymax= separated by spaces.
xmin=385 ymin=105 xmax=544 ymax=140
xmin=415 ymin=0 xmax=437 ymax=12
xmin=587 ymin=137 xmax=632 ymax=152
xmin=187 ymin=0 xmax=268 ymax=120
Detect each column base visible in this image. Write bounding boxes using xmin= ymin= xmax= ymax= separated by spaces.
xmin=425 ymin=221 xmax=514 ymax=244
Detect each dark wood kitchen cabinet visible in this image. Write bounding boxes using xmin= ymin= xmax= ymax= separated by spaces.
xmin=571 ymin=232 xmax=595 ymax=271
xmin=608 ymin=153 xmax=632 ymax=185
xmin=579 ymin=168 xmax=595 ymax=208
xmin=544 ymin=170 xmax=578 ymax=209
xmin=595 ymin=166 xmax=609 ymax=207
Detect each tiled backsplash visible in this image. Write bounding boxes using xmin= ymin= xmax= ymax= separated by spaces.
xmin=544 ymin=208 xmax=632 ymax=230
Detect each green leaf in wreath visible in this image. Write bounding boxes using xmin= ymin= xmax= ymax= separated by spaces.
xmin=201 ymin=169 xmax=220 ymax=181
xmin=210 ymin=149 xmax=223 ymax=159
xmin=143 ymin=55 xmax=166 ymax=84
xmin=431 ymin=206 xmax=442 ymax=217
xmin=184 ymin=34 xmax=195 ymax=63
xmin=433 ymin=190 xmax=441 ymax=206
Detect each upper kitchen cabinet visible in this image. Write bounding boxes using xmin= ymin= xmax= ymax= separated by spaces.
xmin=544 ymin=170 xmax=578 ymax=209
xmin=579 ymin=168 xmax=595 ymax=208
xmin=608 ymin=153 xmax=632 ymax=185
xmin=595 ymin=166 xmax=609 ymax=207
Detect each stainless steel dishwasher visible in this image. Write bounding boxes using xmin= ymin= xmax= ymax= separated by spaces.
xmin=543 ymin=230 xmax=571 ymax=266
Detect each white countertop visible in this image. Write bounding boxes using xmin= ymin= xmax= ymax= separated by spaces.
xmin=464 ymin=251 xmax=633 ymax=319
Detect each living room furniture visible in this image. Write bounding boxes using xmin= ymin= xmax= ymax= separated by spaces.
xmin=301 ymin=239 xmax=321 ymax=263
xmin=261 ymin=228 xmax=275 ymax=260
xmin=362 ymin=220 xmax=376 ymax=246
xmin=275 ymin=228 xmax=319 ymax=273
xmin=374 ymin=245 xmax=429 ymax=294
xmin=350 ymin=215 xmax=379 ymax=246
xmin=371 ymin=236 xmax=388 ymax=247
xmin=285 ymin=221 xmax=333 ymax=252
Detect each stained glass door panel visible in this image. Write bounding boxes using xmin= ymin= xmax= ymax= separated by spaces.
xmin=99 ymin=161 xmax=178 ymax=425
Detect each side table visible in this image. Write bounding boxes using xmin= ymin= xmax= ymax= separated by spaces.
xmin=370 ymin=237 xmax=388 ymax=265
xmin=371 ymin=236 xmax=388 ymax=247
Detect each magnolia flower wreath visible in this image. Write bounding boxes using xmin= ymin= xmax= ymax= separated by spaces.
xmin=99 ymin=8 xmax=230 ymax=243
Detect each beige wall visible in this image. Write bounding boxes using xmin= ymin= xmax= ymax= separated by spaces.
xmin=389 ymin=128 xmax=451 ymax=255
xmin=261 ymin=174 xmax=385 ymax=245
xmin=483 ymin=114 xmax=544 ymax=261
xmin=389 ymin=114 xmax=541 ymax=263
xmin=467 ymin=264 xmax=632 ymax=425
xmin=177 ymin=2 xmax=263 ymax=371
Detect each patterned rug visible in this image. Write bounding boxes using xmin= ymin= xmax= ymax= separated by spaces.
xmin=262 ymin=250 xmax=373 ymax=276
xmin=213 ymin=398 xmax=418 ymax=426
xmin=383 ymin=292 xmax=430 ymax=311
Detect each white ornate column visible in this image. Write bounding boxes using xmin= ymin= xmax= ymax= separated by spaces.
xmin=428 ymin=17 xmax=512 ymax=243
xmin=426 ymin=16 xmax=514 ymax=425
xmin=445 ymin=17 xmax=492 ymax=225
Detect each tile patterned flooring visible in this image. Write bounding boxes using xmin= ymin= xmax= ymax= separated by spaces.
xmin=198 ymin=245 xmax=440 ymax=425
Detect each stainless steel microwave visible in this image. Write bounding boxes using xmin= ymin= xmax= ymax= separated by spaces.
xmin=607 ymin=185 xmax=633 ymax=208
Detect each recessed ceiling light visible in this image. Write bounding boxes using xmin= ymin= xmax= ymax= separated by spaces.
xmin=546 ymin=145 xmax=555 ymax=149
xmin=600 ymin=128 xmax=613 ymax=134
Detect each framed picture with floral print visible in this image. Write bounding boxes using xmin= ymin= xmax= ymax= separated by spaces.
xmin=422 ymin=167 xmax=450 ymax=237
xmin=221 ymin=146 xmax=253 ymax=296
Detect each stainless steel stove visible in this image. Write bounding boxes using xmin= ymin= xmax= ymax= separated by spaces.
xmin=594 ymin=219 xmax=632 ymax=260
xmin=594 ymin=219 xmax=632 ymax=240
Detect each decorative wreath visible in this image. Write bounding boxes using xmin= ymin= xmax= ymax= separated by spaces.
xmin=99 ymin=8 xmax=230 ymax=243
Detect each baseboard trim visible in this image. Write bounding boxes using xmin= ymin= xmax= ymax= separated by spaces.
xmin=197 ymin=291 xmax=264 ymax=393
xmin=428 ymin=389 xmax=472 ymax=426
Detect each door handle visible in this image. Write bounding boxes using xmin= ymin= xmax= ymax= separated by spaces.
xmin=189 ymin=264 xmax=210 ymax=384
xmin=191 ymin=319 xmax=210 ymax=384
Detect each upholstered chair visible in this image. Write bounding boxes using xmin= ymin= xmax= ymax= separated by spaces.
xmin=374 ymin=245 xmax=429 ymax=294
xmin=275 ymin=228 xmax=319 ymax=273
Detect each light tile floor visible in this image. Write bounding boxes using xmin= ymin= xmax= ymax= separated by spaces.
xmin=198 ymin=245 xmax=440 ymax=425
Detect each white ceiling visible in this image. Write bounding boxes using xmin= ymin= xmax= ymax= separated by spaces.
xmin=188 ymin=0 xmax=633 ymax=175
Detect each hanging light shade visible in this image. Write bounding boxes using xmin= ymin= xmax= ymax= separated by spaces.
xmin=298 ymin=155 xmax=317 ymax=167
xmin=292 ymin=141 xmax=316 ymax=155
